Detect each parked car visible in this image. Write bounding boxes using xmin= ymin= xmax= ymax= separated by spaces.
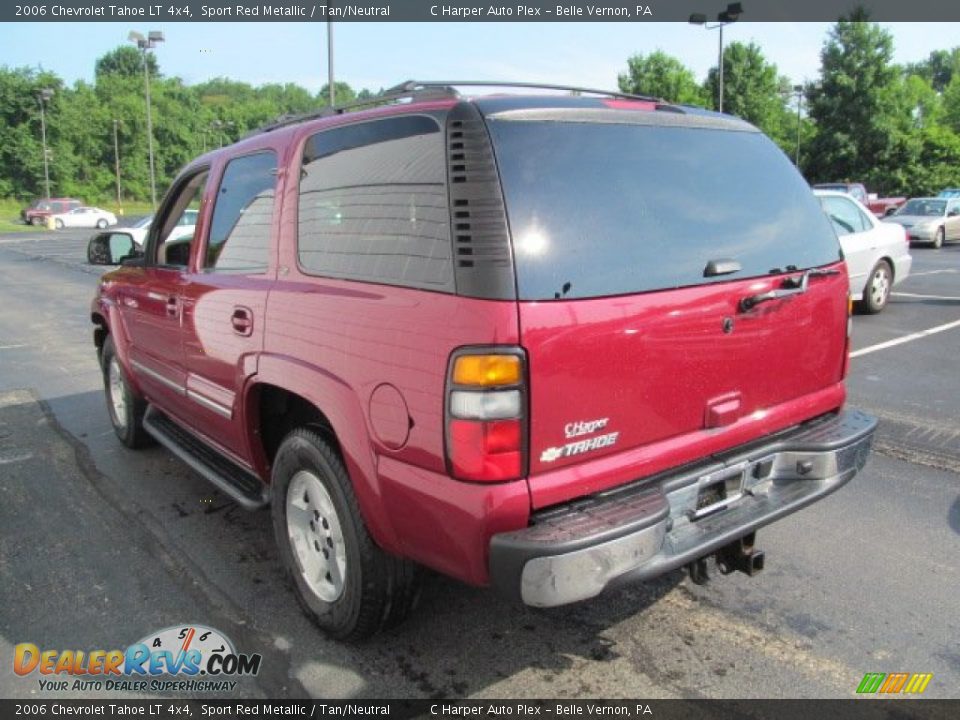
xmin=125 ymin=209 xmax=199 ymax=248
xmin=21 ymin=197 xmax=82 ymax=225
xmin=883 ymin=197 xmax=960 ymax=248
xmin=813 ymin=190 xmax=911 ymax=314
xmin=812 ymin=182 xmax=905 ymax=217
xmin=51 ymin=206 xmax=118 ymax=230
xmin=90 ymin=81 xmax=877 ymax=639
xmin=937 ymin=188 xmax=960 ymax=199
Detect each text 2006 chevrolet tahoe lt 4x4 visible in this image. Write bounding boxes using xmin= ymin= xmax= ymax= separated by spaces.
xmin=90 ymin=81 xmax=877 ymax=639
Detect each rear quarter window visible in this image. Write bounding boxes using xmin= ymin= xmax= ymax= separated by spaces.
xmin=297 ymin=115 xmax=453 ymax=291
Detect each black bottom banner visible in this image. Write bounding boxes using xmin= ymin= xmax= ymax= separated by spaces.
xmin=1 ymin=699 xmax=957 ymax=720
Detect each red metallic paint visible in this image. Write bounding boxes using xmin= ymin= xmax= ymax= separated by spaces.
xmin=92 ymin=99 xmax=854 ymax=589
xmin=518 ymin=264 xmax=849 ymax=507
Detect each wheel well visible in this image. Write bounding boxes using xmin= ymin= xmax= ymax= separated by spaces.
xmin=879 ymin=257 xmax=894 ymax=281
xmin=91 ymin=313 xmax=108 ymax=358
xmin=254 ymin=384 xmax=340 ymax=467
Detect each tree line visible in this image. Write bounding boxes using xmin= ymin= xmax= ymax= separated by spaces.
xmin=3 ymin=15 xmax=960 ymax=205
xmin=0 ymin=45 xmax=373 ymax=205
xmin=618 ymin=14 xmax=960 ymax=196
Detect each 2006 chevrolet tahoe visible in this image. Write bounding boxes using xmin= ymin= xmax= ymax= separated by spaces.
xmin=90 ymin=81 xmax=877 ymax=639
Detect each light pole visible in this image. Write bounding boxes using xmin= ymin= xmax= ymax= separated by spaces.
xmin=37 ymin=88 xmax=54 ymax=199
xmin=689 ymin=3 xmax=743 ymax=114
xmin=327 ymin=13 xmax=335 ymax=107
xmin=792 ymin=85 xmax=804 ymax=169
xmin=128 ymin=30 xmax=164 ymax=210
xmin=113 ymin=119 xmax=122 ymax=209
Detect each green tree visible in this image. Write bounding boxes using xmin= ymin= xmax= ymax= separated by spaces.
xmin=903 ymin=48 xmax=960 ymax=93
xmin=317 ymin=81 xmax=357 ymax=107
xmin=0 ymin=67 xmax=64 ymax=199
xmin=618 ymin=51 xmax=706 ymax=105
xmin=704 ymin=42 xmax=797 ymax=149
xmin=95 ymin=46 xmax=158 ymax=79
xmin=805 ymin=12 xmax=900 ymax=192
xmin=943 ymin=73 xmax=960 ymax=133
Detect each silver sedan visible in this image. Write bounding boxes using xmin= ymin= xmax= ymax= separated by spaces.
xmin=883 ymin=197 xmax=960 ymax=249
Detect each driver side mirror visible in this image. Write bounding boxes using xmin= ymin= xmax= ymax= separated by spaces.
xmin=87 ymin=232 xmax=142 ymax=266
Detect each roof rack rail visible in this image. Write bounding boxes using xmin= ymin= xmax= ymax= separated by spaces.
xmin=245 ymin=79 xmax=664 ymax=139
xmin=396 ymin=80 xmax=663 ymax=104
xmin=245 ymin=83 xmax=461 ymax=138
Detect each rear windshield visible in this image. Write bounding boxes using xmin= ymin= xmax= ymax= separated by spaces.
xmin=897 ymin=199 xmax=945 ymax=217
xmin=487 ymin=119 xmax=840 ymax=300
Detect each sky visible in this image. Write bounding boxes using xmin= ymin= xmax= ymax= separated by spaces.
xmin=1 ymin=22 xmax=957 ymax=95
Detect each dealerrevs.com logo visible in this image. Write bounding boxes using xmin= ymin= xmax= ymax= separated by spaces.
xmin=14 ymin=624 xmax=262 ymax=693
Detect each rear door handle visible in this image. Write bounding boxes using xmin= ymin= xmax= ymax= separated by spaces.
xmin=231 ymin=306 xmax=253 ymax=336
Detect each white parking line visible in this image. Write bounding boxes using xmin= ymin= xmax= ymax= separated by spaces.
xmin=893 ymin=292 xmax=960 ymax=301
xmin=907 ymin=269 xmax=957 ymax=277
xmin=851 ymin=318 xmax=960 ymax=358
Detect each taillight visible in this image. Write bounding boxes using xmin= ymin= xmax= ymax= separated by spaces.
xmin=445 ymin=349 xmax=526 ymax=482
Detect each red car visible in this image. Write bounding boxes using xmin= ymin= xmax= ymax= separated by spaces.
xmin=91 ymin=81 xmax=876 ymax=639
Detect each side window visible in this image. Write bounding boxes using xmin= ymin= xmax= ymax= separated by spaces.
xmin=205 ymin=152 xmax=276 ymax=274
xmin=822 ymin=196 xmax=865 ymax=236
xmin=297 ymin=115 xmax=453 ymax=291
xmin=154 ymin=171 xmax=209 ymax=268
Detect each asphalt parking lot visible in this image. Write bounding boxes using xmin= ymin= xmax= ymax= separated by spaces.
xmin=0 ymin=225 xmax=957 ymax=700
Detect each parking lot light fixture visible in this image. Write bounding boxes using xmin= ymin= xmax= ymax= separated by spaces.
xmin=689 ymin=3 xmax=744 ymax=113
xmin=36 ymin=88 xmax=54 ymax=199
xmin=128 ymin=29 xmax=164 ymax=210
xmin=793 ymin=84 xmax=803 ymax=169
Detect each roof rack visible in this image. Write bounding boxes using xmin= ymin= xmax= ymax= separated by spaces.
xmin=390 ymin=80 xmax=663 ymax=103
xmin=246 ymin=80 xmax=665 ymax=138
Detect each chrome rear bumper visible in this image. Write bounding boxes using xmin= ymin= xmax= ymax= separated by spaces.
xmin=489 ymin=409 xmax=877 ymax=607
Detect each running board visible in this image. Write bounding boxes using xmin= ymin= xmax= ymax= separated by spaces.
xmin=143 ymin=406 xmax=269 ymax=510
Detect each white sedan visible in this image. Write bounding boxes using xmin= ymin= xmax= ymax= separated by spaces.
xmin=814 ymin=189 xmax=912 ymax=314
xmin=51 ymin=206 xmax=118 ymax=230
xmin=124 ymin=209 xmax=198 ymax=248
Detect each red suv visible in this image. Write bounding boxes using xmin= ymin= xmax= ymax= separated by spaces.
xmin=91 ymin=81 xmax=877 ymax=639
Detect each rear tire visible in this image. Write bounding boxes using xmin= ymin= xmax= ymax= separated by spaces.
xmin=54 ymin=219 xmax=64 ymax=229
xmin=101 ymin=335 xmax=152 ymax=448
xmin=860 ymin=260 xmax=892 ymax=315
xmin=271 ymin=428 xmax=420 ymax=640
xmin=30 ymin=217 xmax=43 ymax=226
xmin=96 ymin=219 xmax=108 ymax=229
xmin=933 ymin=227 xmax=944 ymax=249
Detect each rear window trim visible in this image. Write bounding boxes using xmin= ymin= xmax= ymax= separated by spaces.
xmin=294 ymin=111 xmax=457 ymax=293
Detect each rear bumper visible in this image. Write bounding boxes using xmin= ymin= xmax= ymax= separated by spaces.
xmin=489 ymin=409 xmax=876 ymax=607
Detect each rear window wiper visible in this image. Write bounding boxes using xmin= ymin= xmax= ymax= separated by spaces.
xmin=740 ymin=267 xmax=841 ymax=312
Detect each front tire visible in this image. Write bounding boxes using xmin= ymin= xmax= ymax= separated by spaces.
xmin=271 ymin=428 xmax=420 ymax=640
xmin=54 ymin=219 xmax=64 ymax=229
xmin=861 ymin=260 xmax=892 ymax=314
xmin=933 ymin=227 xmax=945 ymax=249
xmin=101 ymin=335 xmax=152 ymax=448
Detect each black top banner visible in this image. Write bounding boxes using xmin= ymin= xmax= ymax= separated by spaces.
xmin=3 ymin=0 xmax=960 ymax=23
